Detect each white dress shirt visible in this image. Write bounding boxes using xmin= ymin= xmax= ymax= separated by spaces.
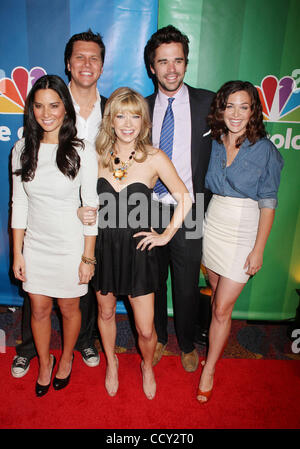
xmin=68 ymin=84 xmax=102 ymax=145
xmin=152 ymin=84 xmax=193 ymax=204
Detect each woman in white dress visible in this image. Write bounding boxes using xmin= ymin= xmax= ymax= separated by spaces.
xmin=197 ymin=81 xmax=284 ymax=403
xmin=11 ymin=75 xmax=98 ymax=396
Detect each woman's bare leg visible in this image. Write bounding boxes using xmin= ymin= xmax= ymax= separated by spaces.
xmin=197 ymin=269 xmax=246 ymax=402
xmin=56 ymin=297 xmax=81 ymax=378
xmin=129 ymin=293 xmax=157 ymax=399
xmin=29 ymin=294 xmax=53 ymax=385
xmin=96 ymin=291 xmax=118 ymax=396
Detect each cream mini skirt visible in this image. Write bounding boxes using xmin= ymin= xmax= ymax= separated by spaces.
xmin=202 ymin=195 xmax=260 ymax=283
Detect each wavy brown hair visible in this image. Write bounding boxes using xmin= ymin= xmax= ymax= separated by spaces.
xmin=96 ymin=87 xmax=152 ymax=170
xmin=208 ymin=80 xmax=266 ymax=148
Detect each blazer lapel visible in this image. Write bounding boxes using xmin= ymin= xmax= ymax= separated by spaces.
xmin=100 ymin=95 xmax=107 ymax=116
xmin=146 ymin=93 xmax=157 ymax=144
xmin=188 ymin=86 xmax=202 ymax=178
xmin=147 ymin=93 xmax=156 ymax=121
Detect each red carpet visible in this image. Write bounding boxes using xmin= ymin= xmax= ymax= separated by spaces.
xmin=0 ymin=347 xmax=299 ymax=429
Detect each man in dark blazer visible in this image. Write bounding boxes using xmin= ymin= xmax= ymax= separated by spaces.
xmin=11 ymin=29 xmax=107 ymax=377
xmin=144 ymin=25 xmax=214 ymax=372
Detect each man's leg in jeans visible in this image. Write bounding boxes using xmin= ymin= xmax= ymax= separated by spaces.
xmin=16 ymin=294 xmax=37 ymax=358
xmin=75 ymin=285 xmax=100 ymax=367
xmin=11 ymin=294 xmax=37 ymax=377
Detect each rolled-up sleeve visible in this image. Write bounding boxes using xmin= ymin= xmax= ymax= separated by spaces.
xmin=79 ymin=142 xmax=99 ymax=235
xmin=11 ymin=140 xmax=28 ymax=229
xmin=257 ymin=142 xmax=284 ymax=209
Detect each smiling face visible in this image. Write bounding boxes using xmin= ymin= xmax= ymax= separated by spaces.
xmin=67 ymin=40 xmax=103 ymax=89
xmin=150 ymin=42 xmax=187 ymax=96
xmin=33 ymin=88 xmax=66 ymax=142
xmin=112 ymin=110 xmax=142 ymax=147
xmin=223 ymin=90 xmax=252 ymax=138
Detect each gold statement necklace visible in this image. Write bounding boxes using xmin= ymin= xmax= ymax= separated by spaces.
xmin=110 ymin=149 xmax=136 ymax=180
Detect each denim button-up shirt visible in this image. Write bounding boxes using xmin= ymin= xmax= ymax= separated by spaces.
xmin=205 ymin=137 xmax=284 ymax=209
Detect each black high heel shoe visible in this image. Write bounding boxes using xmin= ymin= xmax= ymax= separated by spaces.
xmin=53 ymin=354 xmax=74 ymax=391
xmin=35 ymin=354 xmax=56 ymax=397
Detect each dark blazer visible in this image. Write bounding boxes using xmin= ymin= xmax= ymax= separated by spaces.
xmin=146 ymin=84 xmax=214 ymax=210
xmin=100 ymin=95 xmax=107 ymax=115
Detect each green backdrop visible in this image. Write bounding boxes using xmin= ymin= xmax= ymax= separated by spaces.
xmin=160 ymin=0 xmax=300 ymax=320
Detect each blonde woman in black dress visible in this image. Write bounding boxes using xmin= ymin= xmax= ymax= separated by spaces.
xmin=80 ymin=87 xmax=192 ymax=399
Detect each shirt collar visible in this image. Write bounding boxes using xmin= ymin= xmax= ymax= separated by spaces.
xmin=157 ymin=83 xmax=188 ymax=106
xmin=219 ymin=135 xmax=251 ymax=148
xmin=68 ymin=82 xmax=101 ymax=112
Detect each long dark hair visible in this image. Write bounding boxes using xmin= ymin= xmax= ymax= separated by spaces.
xmin=17 ymin=75 xmax=83 ymax=181
xmin=208 ymin=80 xmax=266 ymax=148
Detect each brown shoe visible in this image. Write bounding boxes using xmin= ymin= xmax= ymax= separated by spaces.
xmin=152 ymin=342 xmax=167 ymax=366
xmin=181 ymin=349 xmax=199 ymax=372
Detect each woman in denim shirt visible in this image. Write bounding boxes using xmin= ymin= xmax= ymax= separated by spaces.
xmin=197 ymin=81 xmax=284 ymax=403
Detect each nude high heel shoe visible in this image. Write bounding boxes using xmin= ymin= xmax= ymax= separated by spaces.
xmin=105 ymin=354 xmax=119 ymax=397
xmin=141 ymin=360 xmax=156 ymax=400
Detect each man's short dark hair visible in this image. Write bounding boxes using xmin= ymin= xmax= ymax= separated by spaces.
xmin=144 ymin=25 xmax=189 ymax=69
xmin=64 ymin=28 xmax=105 ymax=78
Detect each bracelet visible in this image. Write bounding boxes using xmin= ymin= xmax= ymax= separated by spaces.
xmin=81 ymin=255 xmax=97 ymax=265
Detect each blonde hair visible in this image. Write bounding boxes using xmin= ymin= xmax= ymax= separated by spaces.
xmin=96 ymin=87 xmax=152 ymax=169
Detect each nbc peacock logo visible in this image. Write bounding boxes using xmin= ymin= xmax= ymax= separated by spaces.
xmin=256 ymin=75 xmax=300 ymax=123
xmin=0 ymin=66 xmax=47 ymax=114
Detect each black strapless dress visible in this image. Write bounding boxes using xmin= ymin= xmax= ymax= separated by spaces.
xmin=92 ymin=178 xmax=159 ymax=298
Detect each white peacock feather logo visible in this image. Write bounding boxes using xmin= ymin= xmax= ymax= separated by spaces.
xmin=256 ymin=75 xmax=300 ymax=123
xmin=0 ymin=66 xmax=47 ymax=114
